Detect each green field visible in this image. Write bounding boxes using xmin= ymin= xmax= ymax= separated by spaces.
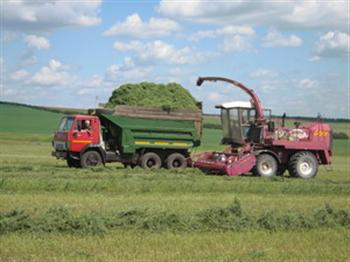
xmin=204 ymin=114 xmax=350 ymax=137
xmin=0 ymin=102 xmax=349 ymax=261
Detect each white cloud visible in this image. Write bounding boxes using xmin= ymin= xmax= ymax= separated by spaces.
xmin=31 ymin=59 xmax=75 ymax=86
xmin=158 ymin=0 xmax=347 ymax=31
xmin=105 ymin=57 xmax=153 ymax=82
xmin=190 ymin=25 xmax=255 ymax=53
xmin=103 ymin=13 xmax=179 ymax=38
xmin=298 ymin=78 xmax=319 ymax=89
xmin=191 ymin=25 xmax=254 ymax=41
xmin=313 ymin=31 xmax=350 ymax=59
xmin=113 ymin=40 xmax=207 ymax=64
xmin=308 ymin=56 xmax=321 ymax=62
xmin=76 ymin=57 xmax=154 ymax=96
xmin=262 ymin=30 xmax=302 ymax=47
xmin=10 ymin=70 xmax=29 ymax=81
xmin=250 ymin=68 xmax=278 ymax=78
xmin=219 ymin=34 xmax=254 ymax=53
xmin=3 ymin=0 xmax=101 ymax=32
xmin=208 ymin=92 xmax=223 ymax=102
xmin=24 ymin=35 xmax=50 ymax=49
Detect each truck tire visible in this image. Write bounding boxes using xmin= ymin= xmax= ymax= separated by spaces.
xmin=81 ymin=151 xmax=102 ymax=168
xmin=140 ymin=152 xmax=161 ymax=169
xmin=253 ymin=154 xmax=278 ymax=177
xmin=67 ymin=157 xmax=80 ymax=168
xmin=288 ymin=151 xmax=318 ymax=179
xmin=166 ymin=153 xmax=187 ymax=169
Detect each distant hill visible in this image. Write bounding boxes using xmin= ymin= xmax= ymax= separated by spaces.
xmin=0 ymin=102 xmax=65 ymax=135
xmin=0 ymin=101 xmax=348 ymax=138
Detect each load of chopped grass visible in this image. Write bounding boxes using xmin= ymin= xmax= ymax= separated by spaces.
xmin=1 ymin=200 xmax=349 ymax=235
xmin=105 ymin=82 xmax=199 ymax=109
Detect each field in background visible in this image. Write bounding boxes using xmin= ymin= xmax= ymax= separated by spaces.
xmin=204 ymin=114 xmax=350 ymax=137
xmin=0 ymin=102 xmax=349 ymax=261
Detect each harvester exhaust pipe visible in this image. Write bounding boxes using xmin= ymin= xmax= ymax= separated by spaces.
xmin=282 ymin=113 xmax=286 ymax=127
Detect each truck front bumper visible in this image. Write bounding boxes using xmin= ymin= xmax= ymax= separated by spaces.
xmin=52 ymin=151 xmax=67 ymax=159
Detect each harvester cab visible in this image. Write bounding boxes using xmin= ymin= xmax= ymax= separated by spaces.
xmin=216 ymin=101 xmax=255 ymax=145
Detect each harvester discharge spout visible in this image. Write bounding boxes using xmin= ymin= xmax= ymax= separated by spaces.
xmin=196 ymin=76 xmax=265 ymax=124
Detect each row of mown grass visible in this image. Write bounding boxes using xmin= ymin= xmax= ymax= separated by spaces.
xmin=1 ymin=199 xmax=349 ymax=235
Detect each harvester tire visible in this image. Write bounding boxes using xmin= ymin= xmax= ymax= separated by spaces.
xmin=288 ymin=151 xmax=318 ymax=179
xmin=166 ymin=153 xmax=187 ymax=169
xmin=67 ymin=157 xmax=80 ymax=168
xmin=253 ymin=154 xmax=278 ymax=177
xmin=81 ymin=151 xmax=102 ymax=168
xmin=140 ymin=152 xmax=162 ymax=169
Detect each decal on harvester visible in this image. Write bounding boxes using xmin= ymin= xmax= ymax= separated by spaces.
xmin=313 ymin=130 xmax=328 ymax=137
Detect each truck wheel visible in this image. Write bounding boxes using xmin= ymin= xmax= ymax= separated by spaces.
xmin=253 ymin=154 xmax=277 ymax=177
xmin=67 ymin=157 xmax=80 ymax=168
xmin=140 ymin=152 xmax=161 ymax=169
xmin=166 ymin=153 xmax=187 ymax=169
xmin=81 ymin=151 xmax=102 ymax=168
xmin=288 ymin=151 xmax=318 ymax=179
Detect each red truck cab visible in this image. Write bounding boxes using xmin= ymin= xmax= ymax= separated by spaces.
xmin=52 ymin=115 xmax=103 ymax=167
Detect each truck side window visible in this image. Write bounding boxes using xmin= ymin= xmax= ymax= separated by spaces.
xmin=82 ymin=120 xmax=92 ymax=131
xmin=76 ymin=120 xmax=92 ymax=132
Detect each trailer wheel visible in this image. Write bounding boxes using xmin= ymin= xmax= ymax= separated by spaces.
xmin=166 ymin=153 xmax=187 ymax=169
xmin=81 ymin=151 xmax=102 ymax=168
xmin=140 ymin=152 xmax=161 ymax=169
xmin=253 ymin=154 xmax=278 ymax=177
xmin=67 ymin=157 xmax=80 ymax=168
xmin=288 ymin=151 xmax=318 ymax=179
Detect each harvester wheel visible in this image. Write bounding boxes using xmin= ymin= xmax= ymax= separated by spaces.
xmin=81 ymin=151 xmax=102 ymax=168
xmin=253 ymin=154 xmax=278 ymax=177
xmin=166 ymin=153 xmax=187 ymax=169
xmin=140 ymin=152 xmax=161 ymax=169
xmin=67 ymin=157 xmax=80 ymax=168
xmin=288 ymin=151 xmax=318 ymax=179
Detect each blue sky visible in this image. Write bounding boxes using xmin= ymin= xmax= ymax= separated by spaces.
xmin=1 ymin=0 xmax=349 ymax=118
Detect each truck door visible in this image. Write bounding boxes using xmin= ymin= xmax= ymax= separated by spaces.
xmin=70 ymin=118 xmax=99 ymax=152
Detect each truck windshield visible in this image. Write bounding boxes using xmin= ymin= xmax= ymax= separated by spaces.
xmin=58 ymin=117 xmax=74 ymax=131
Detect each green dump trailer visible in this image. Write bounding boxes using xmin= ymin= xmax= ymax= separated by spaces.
xmin=97 ymin=106 xmax=202 ymax=168
xmin=52 ymin=105 xmax=202 ymax=169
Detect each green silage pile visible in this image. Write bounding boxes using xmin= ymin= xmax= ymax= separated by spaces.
xmin=105 ymin=82 xmax=199 ymax=109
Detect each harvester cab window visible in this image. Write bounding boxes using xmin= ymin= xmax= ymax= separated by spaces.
xmin=229 ymin=109 xmax=241 ymax=139
xmin=220 ymin=107 xmax=259 ymax=145
xmin=220 ymin=108 xmax=245 ymax=145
